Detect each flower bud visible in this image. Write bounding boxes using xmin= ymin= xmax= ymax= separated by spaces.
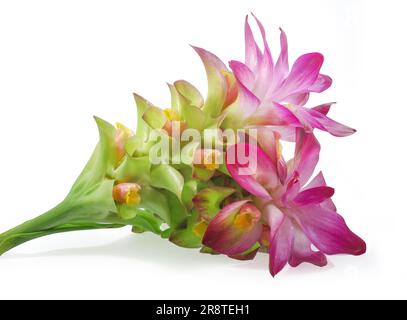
xmin=112 ymin=183 xmax=141 ymax=206
xmin=162 ymin=109 xmax=187 ymax=137
xmin=193 ymin=149 xmax=222 ymax=171
xmin=233 ymin=203 xmax=261 ymax=231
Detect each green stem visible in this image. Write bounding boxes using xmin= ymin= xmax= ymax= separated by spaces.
xmin=0 ymin=201 xmax=124 ymax=256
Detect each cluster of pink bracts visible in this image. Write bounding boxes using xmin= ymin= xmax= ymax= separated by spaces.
xmin=194 ymin=15 xmax=366 ymax=276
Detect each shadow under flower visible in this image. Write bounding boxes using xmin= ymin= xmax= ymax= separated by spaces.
xmin=0 ymin=232 xmax=243 ymax=270
xmin=2 ymin=232 xmax=367 ymax=276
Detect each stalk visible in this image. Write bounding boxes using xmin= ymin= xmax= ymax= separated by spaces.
xmin=0 ymin=200 xmax=124 ymax=256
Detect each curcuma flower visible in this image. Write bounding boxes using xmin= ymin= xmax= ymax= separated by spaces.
xmin=0 ymin=14 xmax=365 ymax=277
xmin=201 ymin=14 xmax=356 ymax=139
xmin=233 ymin=14 xmax=332 ymax=106
xmin=202 ymin=129 xmax=366 ymax=276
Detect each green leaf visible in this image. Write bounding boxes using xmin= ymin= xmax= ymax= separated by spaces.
xmin=169 ymin=210 xmax=202 ymax=249
xmin=162 ymin=190 xmax=189 ymax=229
xmin=148 ymin=129 xmax=178 ymax=165
xmin=150 ymin=164 xmax=184 ymax=199
xmin=126 ymin=94 xmax=156 ymax=156
xmin=113 ymin=156 xmax=151 ymax=184
xmin=180 ymin=141 xmax=200 ymax=166
xmin=193 ymin=166 xmax=215 ymax=182
xmin=202 ymin=126 xmax=224 ymax=149
xmin=181 ymin=180 xmax=198 ymax=209
xmin=174 ymin=80 xmax=204 ymax=108
xmin=70 ymin=117 xmax=116 ymax=195
xmin=221 ymin=101 xmax=247 ymax=130
xmin=201 ymin=65 xmax=226 ymax=117
xmin=200 ymin=246 xmax=220 ymax=255
xmin=193 ymin=47 xmax=227 ymax=117
xmin=192 ymin=186 xmax=235 ymax=221
xmin=142 ymin=106 xmax=167 ymax=129
xmin=167 ymin=83 xmax=181 ymax=114
xmin=117 ymin=204 xmax=141 ymax=220
xmin=217 ymin=162 xmax=231 ymax=176
xmin=182 ymin=102 xmax=208 ymax=131
xmin=131 ymin=211 xmax=163 ymax=235
xmin=139 ymin=186 xmax=170 ymax=224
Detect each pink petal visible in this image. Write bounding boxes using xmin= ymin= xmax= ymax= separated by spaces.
xmin=289 ymin=224 xmax=327 ymax=267
xmin=308 ymin=74 xmax=332 ymax=93
xmin=277 ymin=157 xmax=288 ymax=185
xmin=312 ymin=103 xmax=334 ymax=116
xmin=264 ymin=204 xmax=285 ymax=238
xmin=248 ymin=102 xmax=301 ymax=127
xmin=263 ymin=126 xmax=296 ymax=142
xmin=223 ymin=79 xmax=260 ymax=127
xmin=308 ymin=108 xmax=357 ymax=137
xmin=295 ymin=205 xmax=366 ymax=256
xmin=226 ymin=143 xmax=276 ymax=199
xmin=291 ymin=129 xmax=320 ymax=186
xmin=236 ymin=80 xmax=261 ymax=117
xmin=273 ymin=28 xmax=289 ymax=87
xmin=192 ymin=45 xmax=227 ymax=70
xmin=255 ymin=127 xmax=280 ymax=163
xmin=284 ymin=93 xmax=310 ymax=106
xmin=251 ymin=14 xmax=274 ymax=98
xmin=303 ymin=171 xmax=337 ymax=211
xmin=252 ymin=13 xmax=273 ymax=65
xmin=245 ymin=15 xmax=262 ymax=70
xmin=229 ymin=60 xmax=256 ymax=91
xmin=268 ymin=215 xmax=294 ymax=277
xmin=202 ymin=201 xmax=263 ymax=255
xmin=275 ymin=53 xmax=324 ymax=100
xmin=304 ymin=171 xmax=327 ymax=189
xmin=293 ymin=186 xmax=335 ymax=206
xmin=294 ymin=106 xmax=326 ymax=132
xmin=254 ymin=127 xmax=289 ymax=185
xmin=283 ymin=171 xmax=301 ymax=204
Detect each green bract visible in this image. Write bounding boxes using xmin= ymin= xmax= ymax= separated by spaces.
xmin=0 ymin=79 xmax=244 ymax=255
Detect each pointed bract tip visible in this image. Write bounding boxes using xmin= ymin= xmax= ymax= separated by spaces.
xmin=93 ymin=115 xmax=107 ymax=126
xmin=358 ymin=241 xmax=367 ymax=255
xmin=190 ymin=44 xmax=201 ymax=52
xmin=270 ymin=268 xmax=278 ymax=278
xmin=279 ymin=27 xmax=287 ymax=36
xmin=132 ymin=92 xmax=148 ymax=103
xmin=190 ymin=45 xmax=207 ymax=58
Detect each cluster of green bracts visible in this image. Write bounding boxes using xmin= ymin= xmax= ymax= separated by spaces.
xmin=0 ymin=89 xmax=245 ymax=256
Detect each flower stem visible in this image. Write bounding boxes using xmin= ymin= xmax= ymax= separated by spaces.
xmin=0 ymin=201 xmax=124 ymax=256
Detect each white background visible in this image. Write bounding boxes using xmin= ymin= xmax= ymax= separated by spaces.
xmin=0 ymin=0 xmax=405 ymax=299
